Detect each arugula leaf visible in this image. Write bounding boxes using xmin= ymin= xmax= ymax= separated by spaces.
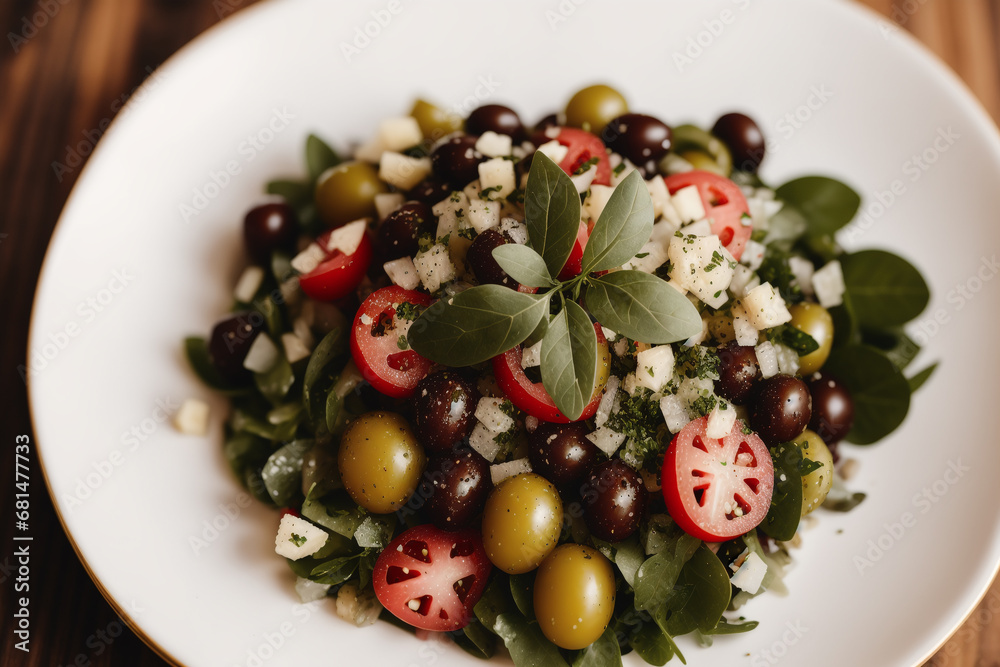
xmin=841 ymin=250 xmax=930 ymax=328
xmin=524 ymin=152 xmax=581 ymax=278
xmin=571 ymin=626 xmax=621 ymax=667
xmin=541 ymin=301 xmax=598 ymax=421
xmin=581 ymin=170 xmax=654 ymax=273
xmin=666 ymin=545 xmax=731 ymax=636
xmin=492 ymin=244 xmax=555 ymax=288
xmin=908 ymin=362 xmax=938 ymax=393
xmin=261 ymin=439 xmax=312 ymax=506
xmin=306 ymin=134 xmax=341 ymax=181
xmin=759 ymin=441 xmax=804 ymax=541
xmin=775 ymin=176 xmax=861 ymax=237
xmin=824 ymin=344 xmax=911 ymax=444
xmin=409 ymin=286 xmax=550 ymax=366
xmin=633 ymin=533 xmax=701 ymax=612
xmin=585 ymin=271 xmax=702 ymax=344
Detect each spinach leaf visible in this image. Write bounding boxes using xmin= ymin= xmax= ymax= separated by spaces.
xmin=775 ymin=176 xmax=861 ymax=237
xmin=841 ymin=250 xmax=930 ymax=328
xmin=524 ymin=152 xmax=581 ymax=278
xmin=510 ymin=572 xmax=536 ymax=620
xmin=306 ymin=134 xmax=341 ymax=181
xmin=451 ymin=620 xmax=497 ymax=659
xmin=824 ymin=345 xmax=911 ymax=444
xmin=541 ymin=300 xmax=598 ymax=421
xmin=301 ymin=488 xmax=365 ymax=538
xmin=303 ymin=328 xmax=347 ymax=424
xmin=706 ymin=618 xmax=760 ymax=635
xmin=261 ymin=439 xmax=312 ymax=506
xmin=908 ymin=362 xmax=938 ymax=393
xmin=571 ymin=626 xmax=622 ymax=667
xmin=309 ymin=553 xmax=361 ymax=585
xmin=582 ymin=170 xmax=654 ymax=273
xmin=861 ymin=327 xmax=920 ymax=372
xmin=760 ymin=440 xmax=804 ymax=541
xmin=633 ymin=533 xmax=701 ymax=612
xmin=184 ymin=337 xmax=251 ymax=395
xmin=254 ymin=354 xmax=295 ymax=405
xmin=585 ymin=271 xmax=702 ymax=344
xmin=629 ymin=616 xmax=675 ymax=666
xmin=494 ymin=613 xmax=570 ymax=667
xmin=666 ymin=545 xmax=732 ymax=636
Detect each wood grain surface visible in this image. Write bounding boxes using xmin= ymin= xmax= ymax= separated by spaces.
xmin=1 ymin=1 xmax=997 ymax=666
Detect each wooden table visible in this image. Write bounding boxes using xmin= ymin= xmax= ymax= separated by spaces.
xmin=1 ymin=1 xmax=997 ymax=665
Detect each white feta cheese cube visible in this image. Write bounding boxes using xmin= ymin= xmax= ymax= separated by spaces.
xmin=680 ymin=219 xmax=713 ymax=237
xmin=671 ymin=185 xmax=706 ymax=223
xmin=611 ymin=158 xmax=638 ymax=186
xmin=595 ymin=375 xmax=620 ymax=428
xmin=433 ymin=191 xmax=470 ymax=239
xmin=586 ymin=427 xmax=627 ymax=456
xmin=650 ymin=219 xmax=680 ymax=246
xmin=754 ymin=341 xmax=779 ymax=379
xmin=535 ymin=139 xmax=568 ymax=164
xmin=290 ymin=243 xmax=326 ymax=275
xmin=383 ymin=257 xmax=420 ymax=290
xmin=683 ymin=315 xmax=710 ymax=347
xmin=174 ymin=398 xmax=210 ymax=435
xmin=740 ymin=283 xmax=792 ymax=330
xmin=635 ymin=345 xmax=675 ymax=393
xmin=281 ymin=333 xmax=311 ymax=364
xmin=741 ymin=239 xmax=766 ymax=271
xmin=729 ymin=264 xmax=757 ymax=298
xmin=243 ymin=334 xmax=279 ymax=373
xmin=478 ymin=158 xmax=516 ymax=200
xmin=646 ymin=175 xmax=673 ymax=223
xmin=354 ymin=136 xmax=386 ymax=163
xmin=475 ymin=131 xmax=513 ymax=158
xmin=490 ymin=459 xmax=532 ymax=486
xmin=469 ymin=422 xmax=501 ymax=462
xmin=475 ymin=397 xmax=514 ymax=433
xmin=375 ymin=192 xmax=405 ymax=221
xmin=788 ymin=256 xmax=815 ymax=296
xmin=499 ymin=217 xmax=528 ymax=245
xmin=234 ymin=266 xmax=265 ymax=303
xmin=294 ymin=577 xmax=331 ymax=604
xmin=730 ymin=551 xmax=767 ymax=594
xmin=732 ymin=304 xmax=760 ymax=346
xmin=336 ymin=581 xmax=384 ymax=627
xmin=521 ymin=340 xmax=542 ymax=368
xmin=379 ymin=152 xmax=432 ymax=191
xmin=812 ymin=260 xmax=845 ymax=308
xmin=774 ymin=343 xmax=801 ymax=376
xmin=570 ymin=163 xmax=598 ymax=194
xmin=583 ymin=184 xmax=615 ymax=223
xmin=660 ymin=153 xmax=694 ymax=175
xmin=413 ymin=244 xmax=456 ymax=293
xmin=705 ymin=402 xmax=736 ymax=439
xmin=325 ymin=219 xmax=368 ymax=257
xmin=467 ymin=198 xmax=500 ymax=233
xmin=275 ymin=515 xmax=329 ymax=560
xmin=378 ymin=116 xmax=423 ymax=152
xmin=292 ymin=317 xmax=315 ymax=350
xmin=659 ymin=394 xmax=691 ymax=433
xmin=667 ymin=234 xmax=735 ymax=309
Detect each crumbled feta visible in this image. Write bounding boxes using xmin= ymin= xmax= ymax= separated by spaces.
xmin=325 ymin=219 xmax=368 ymax=256
xmin=383 ymin=256 xmax=420 ymax=290
xmin=290 ymin=243 xmax=327 ymax=275
xmin=499 ymin=217 xmax=528 ymax=245
xmin=535 ymin=139 xmax=568 ymax=164
xmin=730 ymin=551 xmax=767 ymax=594
xmin=294 ymin=577 xmax=331 ymax=603
xmin=646 ymin=175 xmax=678 ymax=225
xmin=336 ymin=581 xmax=384 ymax=627
xmin=281 ymin=333 xmax=311 ymax=364
xmin=788 ymin=256 xmax=815 ymax=296
xmin=413 ymin=243 xmax=456 ymax=293
xmin=521 ymin=340 xmax=542 ymax=368
xmin=729 ymin=264 xmax=757 ymax=298
xmin=732 ymin=304 xmax=759 ymax=346
xmin=292 ymin=317 xmax=315 ymax=350
xmin=755 ymin=341 xmax=779 ymax=379
xmin=705 ymin=402 xmax=736 ymax=439
xmin=463 ymin=198 xmax=498 ymax=234
xmin=234 ymin=266 xmax=265 ymax=303
xmin=475 ymin=397 xmax=514 ymax=433
xmin=635 ymin=345 xmax=675 ymax=393
xmin=671 ymin=185 xmax=706 ymax=223
xmin=174 ymin=398 xmax=210 ymax=435
xmin=490 ymin=459 xmax=532 ymax=486
xmin=274 ymin=514 xmax=328 ymax=560
xmin=680 ymin=219 xmax=713 ymax=237
xmin=374 ymin=192 xmax=405 ymax=221
xmin=433 ymin=191 xmax=470 ymax=239
xmin=354 ymin=136 xmax=386 ymax=163
xmin=667 ymin=234 xmax=736 ymax=309
xmin=748 ymin=196 xmax=783 ymax=229
xmin=570 ymin=163 xmax=598 ymax=194
xmin=741 ymin=239 xmax=766 ymax=272
xmin=475 ymin=131 xmax=513 ymax=158
xmin=659 ymin=394 xmax=691 ymax=433
xmin=774 ymin=343 xmax=800 ymax=376
xmin=586 ymin=427 xmax=627 ymax=456
xmin=812 ymin=260 xmax=845 ymax=308
xmin=740 ymin=283 xmax=792 ymax=330
xmin=595 ymin=375 xmax=621 ymax=428
xmin=378 ymin=116 xmax=423 ymax=152
xmin=660 ymin=153 xmax=694 ymax=175
xmin=379 ymin=152 xmax=432 ymax=191
xmin=583 ymin=184 xmax=615 ymax=222
xmin=478 ymin=157 xmax=516 ymax=200
xmin=469 ymin=422 xmax=502 ymax=462
xmin=243 ymin=334 xmax=279 ymax=373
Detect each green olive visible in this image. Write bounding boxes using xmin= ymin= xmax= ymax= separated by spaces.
xmin=788 ymin=302 xmax=834 ymax=375
xmin=314 ymin=160 xmax=388 ymax=228
xmin=564 ymin=84 xmax=628 ymax=133
xmin=338 ymin=412 xmax=425 ymax=514
xmin=533 ymin=544 xmax=616 ymax=650
xmin=409 ymin=98 xmax=462 ymax=142
xmin=799 ymin=429 xmax=834 ymax=515
xmin=481 ymin=473 xmax=563 ymax=574
xmin=665 ymin=124 xmax=733 ymax=175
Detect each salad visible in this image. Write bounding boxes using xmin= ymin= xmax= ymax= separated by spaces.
xmin=182 ymin=84 xmax=934 ymax=664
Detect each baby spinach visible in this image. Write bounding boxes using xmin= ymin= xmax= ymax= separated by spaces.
xmin=261 ymin=439 xmax=312 ymax=506
xmin=840 ymin=250 xmax=930 ymax=328
xmin=775 ymin=176 xmax=861 ymax=237
xmin=665 ymin=545 xmax=731 ymax=636
xmin=824 ymin=344 xmax=911 ymax=444
xmin=571 ymin=626 xmax=622 ymax=667
xmin=908 ymin=362 xmax=939 ymax=393
xmin=760 ymin=441 xmax=806 ymax=541
xmin=633 ymin=534 xmax=701 ymax=612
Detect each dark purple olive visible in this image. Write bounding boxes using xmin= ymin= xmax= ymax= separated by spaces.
xmin=431 ymin=135 xmax=483 ymax=186
xmin=424 ymin=448 xmax=492 ymax=530
xmin=377 ymin=201 xmax=433 ymax=260
xmin=412 ymin=371 xmax=479 ymax=453
xmin=406 ymin=177 xmax=452 ymax=206
xmin=533 ymin=113 xmax=561 ymax=134
xmin=465 ymin=104 xmax=526 ymax=142
xmin=208 ymin=313 xmax=266 ymax=384
xmin=808 ymin=373 xmax=855 ymax=444
xmin=715 ymin=342 xmax=761 ymax=405
xmin=750 ymin=375 xmax=813 ymax=445
xmin=243 ymin=203 xmax=298 ymax=264
xmin=712 ymin=112 xmax=766 ymax=173
xmin=581 ymin=460 xmax=648 ymax=542
xmin=602 ymin=113 xmax=672 ymax=165
xmin=528 ymin=422 xmax=600 ymax=488
xmin=467 ymin=228 xmax=517 ymax=288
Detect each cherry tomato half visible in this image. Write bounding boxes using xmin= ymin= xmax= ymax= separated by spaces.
xmin=373 ymin=524 xmax=492 ymax=632
xmin=493 ymin=324 xmax=609 ymax=423
xmin=350 ymin=286 xmax=432 ymax=398
xmin=298 ymin=230 xmax=373 ymax=302
xmin=555 ymin=127 xmax=612 ymax=186
xmin=557 ymin=220 xmax=591 ymax=281
xmin=662 ymin=416 xmax=773 ymax=542
xmin=664 ymin=171 xmax=751 ymax=261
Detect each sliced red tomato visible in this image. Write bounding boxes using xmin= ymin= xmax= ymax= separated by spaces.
xmin=664 ymin=171 xmax=751 ymax=261
xmin=662 ymin=417 xmax=773 ymax=542
xmin=556 ymin=220 xmax=590 ymax=281
xmin=493 ymin=324 xmax=608 ymax=423
xmin=350 ymin=286 xmax=432 ymax=399
xmin=373 ymin=524 xmax=492 ymax=632
xmin=298 ymin=230 xmax=373 ymax=301
xmin=555 ymin=127 xmax=612 ymax=186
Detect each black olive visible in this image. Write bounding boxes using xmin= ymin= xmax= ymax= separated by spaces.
xmin=602 ymin=113 xmax=673 ymax=165
xmin=808 ymin=373 xmax=855 ymax=444
xmin=581 ymin=460 xmax=648 ymax=542
xmin=207 ymin=313 xmax=266 ymax=384
xmin=406 ymin=177 xmax=453 ymax=206
xmin=467 ymin=228 xmax=517 ymax=288
xmin=750 ymin=375 xmax=812 ymax=445
xmin=715 ymin=342 xmax=761 ymax=405
xmin=243 ymin=203 xmax=298 ymax=264
xmin=377 ymin=201 xmax=433 ymax=260
xmin=711 ymin=112 xmax=766 ymax=173
xmin=533 ymin=113 xmax=561 ymax=135
xmin=528 ymin=422 xmax=600 ymax=488
xmin=423 ymin=448 xmax=492 ymax=530
xmin=465 ymin=104 xmax=526 ymax=142
xmin=431 ymin=135 xmax=483 ymax=187
xmin=411 ymin=371 xmax=479 ymax=453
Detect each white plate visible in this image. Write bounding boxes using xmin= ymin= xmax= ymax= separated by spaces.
xmin=29 ymin=0 xmax=1000 ymax=665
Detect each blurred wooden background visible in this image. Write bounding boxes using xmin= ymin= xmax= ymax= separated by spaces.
xmin=0 ymin=0 xmax=997 ymax=665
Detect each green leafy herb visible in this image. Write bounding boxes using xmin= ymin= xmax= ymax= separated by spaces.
xmin=666 ymin=545 xmax=731 ymax=636
xmin=306 ymin=134 xmax=341 ymax=181
xmin=492 ymin=244 xmax=556 ymax=288
xmin=674 ymin=345 xmax=720 ymax=380
xmin=861 ymin=328 xmax=920 ymax=372
xmin=770 ymin=324 xmax=820 ymax=356
xmin=760 ymin=441 xmax=805 ymax=541
xmin=262 ymin=439 xmax=312 ymax=506
xmin=254 ymin=354 xmax=294 ymax=405
xmin=573 ymin=156 xmax=600 ymax=175
xmin=303 ymin=328 xmax=347 ymax=424
xmin=524 ymin=152 xmax=581 ymax=278
xmin=289 ymin=533 xmax=307 ymax=547
xmin=908 ymin=362 xmax=938 ymax=393
xmin=824 ymin=344 xmax=911 ymax=444
xmin=571 ymin=626 xmax=621 ymax=667
xmin=840 ymin=250 xmax=930 ymax=328
xmin=585 ymin=271 xmax=702 ymax=344
xmin=606 ymin=389 xmax=663 ymax=466
xmin=540 ymin=300 xmax=598 ymax=420
xmin=633 ymin=533 xmax=701 ymax=612
xmin=394 ymin=301 xmax=423 ymax=321
xmin=775 ymin=176 xmax=861 ymax=237
xmin=184 ymin=337 xmax=251 ymax=395
xmin=581 ymin=171 xmax=654 ymax=274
